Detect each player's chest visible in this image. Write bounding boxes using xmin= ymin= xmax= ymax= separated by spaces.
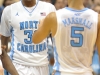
xmin=11 ymin=9 xmax=49 ymax=29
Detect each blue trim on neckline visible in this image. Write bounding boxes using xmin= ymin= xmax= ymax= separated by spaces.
xmin=21 ymin=0 xmax=39 ymax=14
xmin=65 ymin=7 xmax=89 ymax=12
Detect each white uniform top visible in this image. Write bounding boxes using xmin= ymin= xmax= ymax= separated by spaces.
xmin=0 ymin=1 xmax=56 ymax=66
xmin=53 ymin=7 xmax=98 ymax=74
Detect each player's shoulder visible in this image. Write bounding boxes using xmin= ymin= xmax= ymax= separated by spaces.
xmin=55 ymin=8 xmax=65 ymax=15
xmin=86 ymin=8 xmax=98 ymax=14
xmin=10 ymin=1 xmax=21 ymax=7
xmin=3 ymin=5 xmax=11 ymax=13
xmin=3 ymin=1 xmax=20 ymax=12
xmin=46 ymin=12 xmax=56 ymax=21
xmin=38 ymin=1 xmax=55 ymax=8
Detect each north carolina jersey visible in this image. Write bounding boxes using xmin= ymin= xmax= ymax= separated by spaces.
xmin=0 ymin=1 xmax=56 ymax=66
xmin=53 ymin=7 xmax=98 ymax=74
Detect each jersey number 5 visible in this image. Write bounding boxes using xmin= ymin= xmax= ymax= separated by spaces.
xmin=70 ymin=26 xmax=84 ymax=47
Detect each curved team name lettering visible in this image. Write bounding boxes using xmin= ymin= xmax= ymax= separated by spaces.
xmin=62 ymin=17 xmax=93 ymax=29
xmin=20 ymin=21 xmax=39 ymax=30
xmin=17 ymin=42 xmax=46 ymax=53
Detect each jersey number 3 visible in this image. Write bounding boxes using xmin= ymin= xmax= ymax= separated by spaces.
xmin=24 ymin=30 xmax=33 ymax=44
xmin=70 ymin=26 xmax=84 ymax=47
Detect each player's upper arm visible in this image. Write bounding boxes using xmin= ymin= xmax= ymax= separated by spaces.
xmin=96 ymin=14 xmax=100 ymax=60
xmin=32 ymin=12 xmax=57 ymax=44
xmin=0 ymin=6 xmax=11 ymax=37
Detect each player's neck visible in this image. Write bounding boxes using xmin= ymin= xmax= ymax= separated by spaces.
xmin=22 ymin=0 xmax=36 ymax=7
xmin=68 ymin=0 xmax=84 ymax=10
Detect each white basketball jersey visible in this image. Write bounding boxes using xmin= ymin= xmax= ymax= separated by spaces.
xmin=53 ymin=7 xmax=98 ymax=74
xmin=0 ymin=1 xmax=56 ymax=66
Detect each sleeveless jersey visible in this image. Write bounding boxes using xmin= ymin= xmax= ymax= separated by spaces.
xmin=53 ymin=7 xmax=98 ymax=73
xmin=0 ymin=1 xmax=56 ymax=66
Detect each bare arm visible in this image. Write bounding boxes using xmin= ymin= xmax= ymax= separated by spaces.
xmin=96 ymin=14 xmax=100 ymax=62
xmin=32 ymin=12 xmax=57 ymax=44
xmin=1 ymin=35 xmax=18 ymax=75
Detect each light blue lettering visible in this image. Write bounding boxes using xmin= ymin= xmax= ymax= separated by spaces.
xmin=72 ymin=17 xmax=75 ymax=24
xmin=17 ymin=43 xmax=20 ymax=51
xmin=88 ymin=23 xmax=93 ymax=29
xmin=25 ymin=45 xmax=28 ymax=51
xmin=39 ymin=44 xmax=43 ymax=52
xmin=21 ymin=44 xmax=24 ymax=52
xmin=25 ymin=21 xmax=28 ymax=29
xmin=17 ymin=43 xmax=46 ymax=53
xmin=24 ymin=45 xmax=28 ymax=52
xmin=68 ymin=18 xmax=71 ymax=25
xmin=35 ymin=45 xmax=38 ymax=52
xmin=29 ymin=21 xmax=33 ymax=29
xmin=79 ymin=18 xmax=83 ymax=25
xmin=82 ymin=19 xmax=86 ymax=26
xmin=62 ymin=19 xmax=67 ymax=26
xmin=75 ymin=18 xmax=79 ymax=24
xmin=20 ymin=22 xmax=24 ymax=30
xmin=62 ymin=17 xmax=93 ymax=29
xmin=33 ymin=21 xmax=38 ymax=29
xmin=29 ymin=45 xmax=33 ymax=53
xmin=43 ymin=42 xmax=46 ymax=50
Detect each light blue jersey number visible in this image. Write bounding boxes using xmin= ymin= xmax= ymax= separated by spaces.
xmin=24 ymin=30 xmax=33 ymax=44
xmin=70 ymin=26 xmax=84 ymax=47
